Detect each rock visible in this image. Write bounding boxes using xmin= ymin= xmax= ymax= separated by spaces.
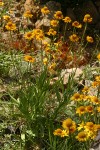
xmin=90 ymin=131 xmax=100 ymax=150
xmin=74 ymin=0 xmax=100 ymax=24
xmin=66 ymin=8 xmax=76 ymax=21
xmin=35 ymin=17 xmax=50 ymax=29
xmin=61 ymin=68 xmax=83 ymax=84
xmin=24 ymin=0 xmax=34 ymax=12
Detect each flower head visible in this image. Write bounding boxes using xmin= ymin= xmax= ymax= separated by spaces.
xmin=43 ymin=58 xmax=48 ymax=65
xmin=41 ymin=6 xmax=50 ymax=15
xmin=97 ymin=107 xmax=100 ymax=113
xmin=0 ymin=2 xmax=4 ymax=6
xmin=24 ymin=55 xmax=35 ymax=63
xmin=24 ymin=31 xmax=34 ymax=40
xmin=84 ymin=122 xmax=94 ymax=131
xmin=82 ymin=86 xmax=89 ymax=93
xmin=53 ymin=128 xmax=69 ymax=137
xmin=97 ymin=53 xmax=100 ymax=61
xmin=70 ymin=93 xmax=81 ymax=101
xmin=36 ymin=33 xmax=44 ymax=41
xmin=50 ymin=20 xmax=59 ymax=27
xmin=47 ymin=28 xmax=57 ymax=36
xmin=76 ymin=131 xmax=88 ymax=142
xmin=72 ymin=21 xmax=82 ymax=28
xmin=78 ymin=122 xmax=85 ymax=131
xmin=86 ymin=36 xmax=94 ymax=43
xmin=86 ymin=105 xmax=93 ymax=113
xmin=83 ymin=14 xmax=92 ymax=23
xmin=62 ymin=118 xmax=76 ymax=133
xmin=5 ymin=21 xmax=16 ymax=31
xmin=3 ymin=15 xmax=11 ymax=21
xmin=23 ymin=11 xmax=33 ymax=18
xmin=63 ymin=16 xmax=71 ymax=23
xmin=76 ymin=106 xmax=86 ymax=116
xmin=90 ymin=96 xmax=100 ymax=104
xmin=54 ymin=11 xmax=63 ymax=20
xmin=69 ymin=34 xmax=79 ymax=42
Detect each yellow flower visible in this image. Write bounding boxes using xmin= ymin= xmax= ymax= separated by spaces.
xmin=97 ymin=53 xmax=100 ymax=61
xmin=62 ymin=118 xmax=73 ymax=129
xmin=97 ymin=107 xmax=100 ymax=112
xmin=41 ymin=6 xmax=50 ymax=15
xmin=53 ymin=128 xmax=69 ymax=137
xmin=69 ymin=34 xmax=79 ymax=42
xmin=54 ymin=11 xmax=63 ymax=20
xmin=94 ymin=124 xmax=100 ymax=131
xmin=78 ymin=122 xmax=85 ymax=131
xmin=90 ymin=96 xmax=100 ymax=104
xmin=62 ymin=118 xmax=76 ymax=133
xmin=76 ymin=131 xmax=88 ymax=142
xmin=84 ymin=122 xmax=95 ymax=133
xmin=76 ymin=106 xmax=86 ymax=116
xmin=91 ymin=81 xmax=99 ymax=87
xmin=50 ymin=20 xmax=59 ymax=27
xmin=72 ymin=21 xmax=82 ymax=28
xmin=95 ymin=76 xmax=100 ymax=82
xmin=82 ymin=86 xmax=89 ymax=93
xmin=5 ymin=21 xmax=16 ymax=31
xmin=33 ymin=29 xmax=43 ymax=36
xmin=23 ymin=11 xmax=33 ymax=18
xmin=36 ymin=33 xmax=44 ymax=41
xmin=43 ymin=58 xmax=48 ymax=65
xmin=83 ymin=14 xmax=92 ymax=23
xmin=70 ymin=93 xmax=81 ymax=101
xmin=24 ymin=55 xmax=35 ymax=63
xmin=86 ymin=105 xmax=93 ymax=113
xmin=3 ymin=15 xmax=11 ymax=21
xmin=24 ymin=31 xmax=34 ymax=40
xmin=47 ymin=28 xmax=57 ymax=36
xmin=86 ymin=36 xmax=94 ymax=43
xmin=0 ymin=2 xmax=4 ymax=6
xmin=63 ymin=16 xmax=71 ymax=23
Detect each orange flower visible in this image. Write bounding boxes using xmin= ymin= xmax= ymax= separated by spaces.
xmin=76 ymin=131 xmax=88 ymax=142
xmin=82 ymin=86 xmax=89 ymax=93
xmin=47 ymin=28 xmax=57 ymax=36
xmin=86 ymin=105 xmax=94 ymax=113
xmin=0 ymin=2 xmax=4 ymax=6
xmin=24 ymin=55 xmax=35 ymax=63
xmin=54 ymin=11 xmax=63 ymax=20
xmin=90 ymin=96 xmax=100 ymax=104
xmin=69 ymin=34 xmax=79 ymax=42
xmin=72 ymin=21 xmax=82 ymax=28
xmin=41 ymin=6 xmax=50 ymax=15
xmin=83 ymin=14 xmax=92 ymax=23
xmin=76 ymin=106 xmax=86 ymax=116
xmin=3 ymin=15 xmax=11 ymax=21
xmin=23 ymin=11 xmax=33 ymax=18
xmin=50 ymin=20 xmax=59 ymax=27
xmin=97 ymin=53 xmax=100 ymax=61
xmin=53 ymin=128 xmax=69 ymax=137
xmin=24 ymin=31 xmax=34 ymax=40
xmin=86 ymin=36 xmax=93 ymax=43
xmin=36 ymin=33 xmax=44 ymax=41
xmin=5 ymin=21 xmax=16 ymax=31
xmin=97 ymin=107 xmax=100 ymax=112
xmin=70 ymin=93 xmax=81 ymax=101
xmin=63 ymin=16 xmax=71 ymax=23
xmin=62 ymin=118 xmax=76 ymax=133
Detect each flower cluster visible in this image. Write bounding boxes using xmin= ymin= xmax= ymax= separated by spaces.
xmin=53 ymin=118 xmax=76 ymax=137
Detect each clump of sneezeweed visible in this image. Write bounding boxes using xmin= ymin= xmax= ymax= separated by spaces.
xmin=0 ymin=2 xmax=100 ymax=150
xmin=53 ymin=55 xmax=100 ymax=149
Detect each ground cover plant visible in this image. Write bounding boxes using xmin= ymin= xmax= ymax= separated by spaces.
xmin=0 ymin=0 xmax=100 ymax=150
